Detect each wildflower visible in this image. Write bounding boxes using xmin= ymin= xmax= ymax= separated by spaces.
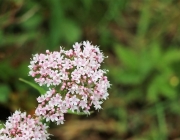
xmin=29 ymin=41 xmax=111 ymax=124
xmin=0 ymin=110 xmax=50 ymax=140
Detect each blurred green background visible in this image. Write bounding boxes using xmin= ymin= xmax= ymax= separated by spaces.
xmin=1 ymin=0 xmax=180 ymax=140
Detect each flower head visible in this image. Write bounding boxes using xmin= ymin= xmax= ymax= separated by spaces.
xmin=29 ymin=41 xmax=111 ymax=124
xmin=0 ymin=110 xmax=50 ymax=140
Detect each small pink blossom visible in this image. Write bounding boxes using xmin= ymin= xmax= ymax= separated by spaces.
xmin=28 ymin=41 xmax=111 ymax=124
xmin=0 ymin=110 xmax=50 ymax=140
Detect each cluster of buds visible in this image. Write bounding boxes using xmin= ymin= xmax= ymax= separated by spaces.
xmin=0 ymin=111 xmax=50 ymax=140
xmin=29 ymin=41 xmax=110 ymax=124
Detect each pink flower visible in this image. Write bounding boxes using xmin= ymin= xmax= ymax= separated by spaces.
xmin=0 ymin=110 xmax=50 ymax=140
xmin=29 ymin=41 xmax=111 ymax=124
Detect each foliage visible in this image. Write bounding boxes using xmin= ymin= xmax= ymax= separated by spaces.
xmin=0 ymin=0 xmax=180 ymax=139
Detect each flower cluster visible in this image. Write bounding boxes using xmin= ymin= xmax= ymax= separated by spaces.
xmin=29 ymin=41 xmax=111 ymax=124
xmin=0 ymin=110 xmax=50 ymax=140
xmin=0 ymin=41 xmax=110 ymax=140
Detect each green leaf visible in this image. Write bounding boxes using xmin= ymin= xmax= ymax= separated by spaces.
xmin=149 ymin=42 xmax=161 ymax=64
xmin=110 ymin=66 xmax=144 ymax=85
xmin=117 ymin=71 xmax=142 ymax=85
xmin=161 ymin=49 xmax=180 ymax=67
xmin=0 ymin=122 xmax=4 ymax=129
xmin=147 ymin=74 xmax=165 ymax=102
xmin=67 ymin=109 xmax=93 ymax=115
xmin=159 ymin=83 xmax=176 ymax=100
xmin=114 ymin=44 xmax=138 ymax=70
xmin=147 ymin=72 xmax=176 ymax=102
xmin=147 ymin=81 xmax=158 ymax=102
xmin=19 ymin=78 xmax=46 ymax=95
xmin=138 ymin=49 xmax=154 ymax=76
xmin=0 ymin=84 xmax=11 ymax=103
